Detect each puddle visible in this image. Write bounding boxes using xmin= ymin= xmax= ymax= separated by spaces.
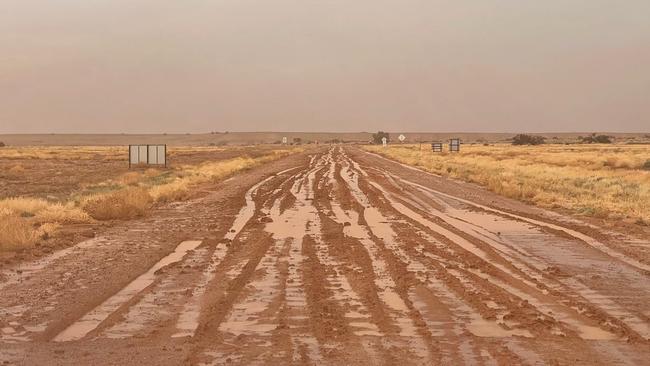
xmin=224 ymin=175 xmax=276 ymax=241
xmin=54 ymin=240 xmax=202 ymax=342
xmin=400 ymin=177 xmax=650 ymax=273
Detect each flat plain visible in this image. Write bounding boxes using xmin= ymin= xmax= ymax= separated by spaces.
xmin=1 ymin=142 xmax=649 ymax=365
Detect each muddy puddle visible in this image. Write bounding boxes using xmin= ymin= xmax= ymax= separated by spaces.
xmin=54 ymin=240 xmax=202 ymax=342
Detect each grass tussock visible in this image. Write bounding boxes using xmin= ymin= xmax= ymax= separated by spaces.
xmin=0 ymin=211 xmax=61 ymax=251
xmin=82 ymin=187 xmax=153 ymax=220
xmin=365 ymin=144 xmax=650 ymax=224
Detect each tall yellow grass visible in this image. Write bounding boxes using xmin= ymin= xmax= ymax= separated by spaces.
xmin=364 ymin=144 xmax=650 ymax=224
xmin=0 ymin=147 xmax=300 ymax=251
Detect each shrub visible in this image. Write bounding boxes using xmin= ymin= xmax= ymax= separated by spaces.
xmin=372 ymin=131 xmax=390 ymax=144
xmin=0 ymin=141 xmax=5 ymax=147
xmin=581 ymin=134 xmax=613 ymax=144
xmin=82 ymin=187 xmax=152 ymax=220
xmin=512 ymin=134 xmax=545 ymax=145
xmin=0 ymin=198 xmax=90 ymax=224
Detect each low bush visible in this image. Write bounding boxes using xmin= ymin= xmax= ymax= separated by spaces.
xmin=512 ymin=134 xmax=545 ymax=145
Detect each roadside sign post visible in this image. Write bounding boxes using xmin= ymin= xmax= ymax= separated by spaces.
xmin=449 ymin=138 xmax=460 ymax=152
xmin=431 ymin=142 xmax=442 ymax=152
xmin=382 ymin=137 xmax=387 ymax=147
xmin=282 ymin=137 xmax=288 ymax=144
xmin=398 ymin=134 xmax=406 ymax=143
xmin=129 ymin=144 xmax=167 ymax=168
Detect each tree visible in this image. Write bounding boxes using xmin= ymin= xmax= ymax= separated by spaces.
xmin=293 ymin=137 xmax=302 ymax=144
xmin=580 ymin=134 xmax=612 ymax=144
xmin=512 ymin=134 xmax=545 ymax=145
xmin=0 ymin=142 xmax=5 ymax=147
xmin=372 ymin=131 xmax=390 ymax=144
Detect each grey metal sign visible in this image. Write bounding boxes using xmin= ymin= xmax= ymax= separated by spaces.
xmin=129 ymin=145 xmax=167 ymax=167
xmin=431 ymin=142 xmax=443 ymax=152
xmin=449 ymin=138 xmax=460 ymax=152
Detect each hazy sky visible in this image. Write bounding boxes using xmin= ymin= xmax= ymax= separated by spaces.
xmin=1 ymin=0 xmax=649 ymax=133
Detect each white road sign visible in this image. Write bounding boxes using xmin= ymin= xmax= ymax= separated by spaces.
xmin=382 ymin=137 xmax=387 ymax=147
xmin=282 ymin=137 xmax=288 ymax=144
xmin=398 ymin=134 xmax=406 ymax=142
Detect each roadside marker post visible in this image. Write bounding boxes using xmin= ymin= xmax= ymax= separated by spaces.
xmin=398 ymin=134 xmax=406 ymax=143
xmin=382 ymin=137 xmax=387 ymax=147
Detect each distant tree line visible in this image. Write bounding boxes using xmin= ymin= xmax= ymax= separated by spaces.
xmin=511 ymin=134 xmax=545 ymax=145
xmin=579 ymin=134 xmax=613 ymax=144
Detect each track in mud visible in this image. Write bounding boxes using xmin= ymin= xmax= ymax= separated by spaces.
xmin=1 ymin=147 xmax=649 ymax=365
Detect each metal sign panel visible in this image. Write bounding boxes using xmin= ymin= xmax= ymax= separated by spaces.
xmin=381 ymin=137 xmax=387 ymax=147
xmin=431 ymin=142 xmax=443 ymax=152
xmin=398 ymin=134 xmax=406 ymax=142
xmin=129 ymin=145 xmax=167 ymax=167
xmin=449 ymin=138 xmax=460 ymax=152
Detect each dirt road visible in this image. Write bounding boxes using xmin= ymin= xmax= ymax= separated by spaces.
xmin=1 ymin=146 xmax=649 ymax=365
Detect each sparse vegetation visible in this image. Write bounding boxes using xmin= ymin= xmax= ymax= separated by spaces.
xmin=372 ymin=131 xmax=390 ymax=144
xmin=364 ymin=144 xmax=650 ymax=224
xmin=0 ymin=141 xmax=5 ymax=147
xmin=580 ymin=134 xmax=613 ymax=144
xmin=0 ymin=146 xmax=301 ymax=251
xmin=512 ymin=134 xmax=545 ymax=145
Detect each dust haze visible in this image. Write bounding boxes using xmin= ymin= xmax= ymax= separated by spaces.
xmin=1 ymin=0 xmax=649 ymax=133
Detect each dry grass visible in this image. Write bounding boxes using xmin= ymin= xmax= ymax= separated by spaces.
xmin=0 ymin=146 xmax=301 ymax=251
xmin=0 ymin=214 xmax=38 ymax=251
xmin=148 ymin=149 xmax=298 ymax=203
xmin=0 ymin=146 xmax=125 ymax=160
xmin=0 ymin=211 xmax=62 ymax=251
xmin=81 ymin=187 xmax=153 ymax=220
xmin=365 ymin=144 xmax=650 ymax=224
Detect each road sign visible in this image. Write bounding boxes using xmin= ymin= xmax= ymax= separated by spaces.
xmin=398 ymin=134 xmax=406 ymax=142
xmin=129 ymin=145 xmax=167 ymax=168
xmin=431 ymin=142 xmax=442 ymax=152
xmin=449 ymin=138 xmax=460 ymax=152
xmin=382 ymin=137 xmax=387 ymax=147
xmin=282 ymin=137 xmax=288 ymax=144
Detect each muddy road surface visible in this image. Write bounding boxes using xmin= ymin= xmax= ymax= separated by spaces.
xmin=1 ymin=147 xmax=649 ymax=365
